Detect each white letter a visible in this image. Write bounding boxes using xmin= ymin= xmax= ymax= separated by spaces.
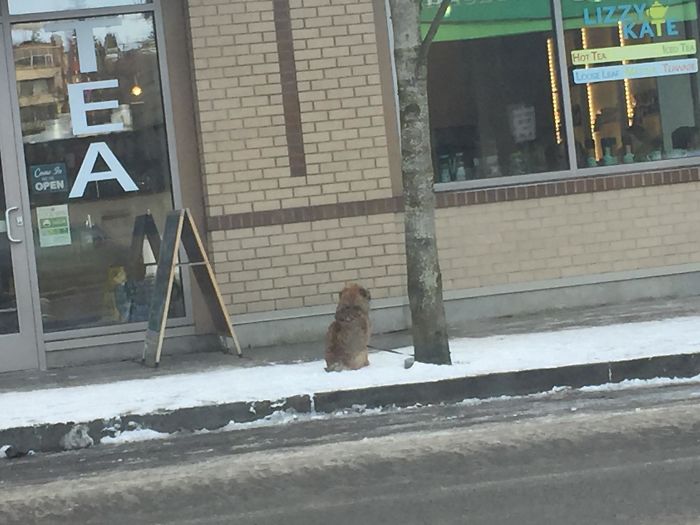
xmin=69 ymin=142 xmax=139 ymax=199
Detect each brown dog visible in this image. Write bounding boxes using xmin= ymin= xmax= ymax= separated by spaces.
xmin=325 ymin=283 xmax=371 ymax=372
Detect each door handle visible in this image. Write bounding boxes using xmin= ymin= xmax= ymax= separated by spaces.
xmin=5 ymin=207 xmax=21 ymax=243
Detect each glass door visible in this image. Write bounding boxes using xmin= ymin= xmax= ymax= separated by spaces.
xmin=9 ymin=8 xmax=183 ymax=336
xmin=0 ymin=22 xmax=40 ymax=372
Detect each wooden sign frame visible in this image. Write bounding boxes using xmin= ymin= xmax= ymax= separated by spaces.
xmin=142 ymin=209 xmax=242 ymax=367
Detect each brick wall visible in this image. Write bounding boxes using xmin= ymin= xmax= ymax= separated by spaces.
xmin=187 ymin=0 xmax=399 ymax=314
xmin=187 ymin=0 xmax=700 ymax=321
xmin=187 ymin=0 xmax=391 ymax=214
xmin=204 ymin=176 xmax=700 ymax=315
xmin=187 ymin=0 xmax=288 ymax=218
xmin=210 ymin=214 xmax=405 ymax=314
xmin=435 ymin=181 xmax=700 ymax=291
xmin=292 ymin=0 xmax=392 ymax=204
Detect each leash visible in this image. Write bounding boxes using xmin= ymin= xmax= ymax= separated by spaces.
xmin=367 ymin=344 xmax=406 ymax=355
xmin=368 ymin=344 xmax=415 ymax=368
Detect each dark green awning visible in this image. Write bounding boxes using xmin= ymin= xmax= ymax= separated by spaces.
xmin=420 ymin=0 xmax=697 ymax=41
xmin=420 ymin=0 xmax=552 ymax=40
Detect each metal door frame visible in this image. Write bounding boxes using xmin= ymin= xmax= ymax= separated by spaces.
xmin=0 ymin=18 xmax=42 ymax=372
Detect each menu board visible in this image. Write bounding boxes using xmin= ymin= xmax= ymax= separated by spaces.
xmin=571 ymin=1 xmax=699 ymax=84
xmin=509 ymin=105 xmax=537 ymax=143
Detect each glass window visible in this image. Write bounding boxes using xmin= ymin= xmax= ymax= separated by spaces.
xmin=563 ymin=0 xmax=700 ymax=167
xmin=423 ymin=0 xmax=569 ymax=183
xmin=9 ymin=1 xmax=151 ymax=15
xmin=12 ymin=13 xmax=183 ymax=332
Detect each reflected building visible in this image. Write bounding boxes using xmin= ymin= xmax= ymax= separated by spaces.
xmin=14 ymin=37 xmax=67 ymax=136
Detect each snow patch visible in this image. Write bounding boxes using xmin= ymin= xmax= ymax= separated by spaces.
xmin=579 ymin=374 xmax=700 ymax=392
xmin=458 ymin=385 xmax=572 ymax=406
xmin=217 ymin=405 xmax=393 ymax=432
xmin=101 ymin=428 xmax=171 ymax=445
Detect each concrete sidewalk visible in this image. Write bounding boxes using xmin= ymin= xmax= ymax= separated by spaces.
xmin=2 ymin=295 xmax=700 ymax=455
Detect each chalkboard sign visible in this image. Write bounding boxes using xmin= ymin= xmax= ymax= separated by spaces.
xmin=142 ymin=209 xmax=242 ymax=367
xmin=129 ymin=212 xmax=161 ymax=281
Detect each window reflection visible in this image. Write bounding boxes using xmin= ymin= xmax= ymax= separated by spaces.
xmin=13 ymin=13 xmax=183 ymax=332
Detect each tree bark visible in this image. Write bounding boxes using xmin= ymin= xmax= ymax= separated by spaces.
xmin=388 ymin=0 xmax=451 ymax=365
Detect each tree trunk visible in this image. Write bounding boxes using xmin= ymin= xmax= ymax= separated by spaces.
xmin=388 ymin=0 xmax=451 ymax=365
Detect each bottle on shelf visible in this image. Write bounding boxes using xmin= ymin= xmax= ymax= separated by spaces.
xmin=454 ymin=153 xmax=467 ymax=181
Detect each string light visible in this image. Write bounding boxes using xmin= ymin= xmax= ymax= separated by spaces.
xmin=581 ymin=27 xmax=600 ymax=159
xmin=618 ymin=22 xmax=635 ymax=126
xmin=547 ymin=37 xmax=563 ymax=144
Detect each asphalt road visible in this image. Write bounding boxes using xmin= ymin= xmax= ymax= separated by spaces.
xmin=3 ymin=383 xmax=700 ymax=524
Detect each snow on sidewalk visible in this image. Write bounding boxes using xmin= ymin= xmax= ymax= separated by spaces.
xmin=2 ymin=316 xmax=700 ymax=430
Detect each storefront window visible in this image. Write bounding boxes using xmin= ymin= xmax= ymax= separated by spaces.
xmin=563 ymin=0 xmax=700 ymax=167
xmin=421 ymin=0 xmax=700 ymax=182
xmin=9 ymin=1 xmax=151 ymax=15
xmin=12 ymin=12 xmax=183 ymax=332
xmin=423 ymin=0 xmax=569 ymax=182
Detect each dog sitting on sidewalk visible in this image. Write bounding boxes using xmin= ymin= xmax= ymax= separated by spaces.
xmin=325 ymin=283 xmax=371 ymax=372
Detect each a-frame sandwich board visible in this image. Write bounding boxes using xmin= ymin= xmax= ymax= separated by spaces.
xmin=142 ymin=208 xmax=242 ymax=367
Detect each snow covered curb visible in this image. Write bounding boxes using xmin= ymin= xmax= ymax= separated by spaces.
xmin=3 ymin=351 xmax=700 ymax=456
xmin=5 ymin=316 xmax=700 ymax=431
xmin=4 ymin=316 xmax=700 ymax=455
xmin=75 ymin=372 xmax=700 ymax=448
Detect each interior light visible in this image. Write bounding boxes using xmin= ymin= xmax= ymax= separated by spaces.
xmin=546 ymin=38 xmax=563 ymax=145
xmin=581 ymin=28 xmax=600 ymax=160
xmin=618 ymin=23 xmax=635 ymax=126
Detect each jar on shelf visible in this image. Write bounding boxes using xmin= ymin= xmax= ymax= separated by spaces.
xmin=438 ymin=154 xmax=452 ymax=183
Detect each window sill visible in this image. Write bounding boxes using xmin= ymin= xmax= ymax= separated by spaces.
xmin=434 ymin=156 xmax=700 ymax=193
xmin=432 ymin=164 xmax=700 ymax=208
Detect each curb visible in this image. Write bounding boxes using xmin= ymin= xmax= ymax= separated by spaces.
xmin=0 ymin=396 xmax=312 ymax=456
xmin=3 ymin=352 xmax=700 ymax=455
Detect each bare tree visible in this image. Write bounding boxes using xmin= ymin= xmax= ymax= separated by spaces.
xmin=387 ymin=0 xmax=451 ymax=365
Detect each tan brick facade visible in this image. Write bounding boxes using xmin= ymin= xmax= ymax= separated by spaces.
xmin=436 ymin=182 xmax=700 ymax=292
xmin=187 ymin=0 xmax=398 ymax=315
xmin=187 ymin=0 xmax=700 ymax=323
xmin=187 ymin=0 xmax=391 ymax=214
xmin=209 ymin=213 xmax=405 ymax=314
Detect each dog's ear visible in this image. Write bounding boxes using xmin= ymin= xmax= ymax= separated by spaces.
xmin=359 ymin=287 xmax=371 ymax=301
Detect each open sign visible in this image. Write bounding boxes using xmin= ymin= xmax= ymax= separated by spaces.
xmin=30 ymin=163 xmax=69 ymax=194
